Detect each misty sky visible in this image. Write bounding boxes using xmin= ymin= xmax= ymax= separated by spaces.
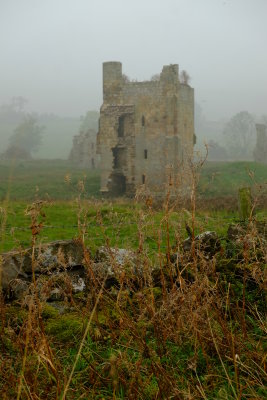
xmin=1 ymin=0 xmax=266 ymax=120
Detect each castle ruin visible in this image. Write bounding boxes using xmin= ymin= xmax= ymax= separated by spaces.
xmin=254 ymin=123 xmax=267 ymax=164
xmin=69 ymin=128 xmax=99 ymax=169
xmin=97 ymin=62 xmax=195 ymax=197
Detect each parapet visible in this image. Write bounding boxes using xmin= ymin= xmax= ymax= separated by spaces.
xmin=102 ymin=61 xmax=188 ymax=105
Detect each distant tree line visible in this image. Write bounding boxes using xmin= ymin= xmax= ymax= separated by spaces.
xmin=0 ymin=97 xmax=99 ymax=161
xmin=195 ymin=106 xmax=265 ymax=162
xmin=0 ymin=98 xmax=44 ymax=160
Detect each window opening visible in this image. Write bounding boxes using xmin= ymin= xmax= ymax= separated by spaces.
xmin=142 ymin=174 xmax=146 ymax=184
xmin=141 ymin=115 xmax=145 ymax=126
xmin=144 ymin=149 xmax=148 ymax=159
xmin=118 ymin=115 xmax=125 ymax=137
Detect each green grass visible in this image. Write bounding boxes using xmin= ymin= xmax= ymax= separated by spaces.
xmin=199 ymin=161 xmax=267 ymax=197
xmin=0 ymin=159 xmax=266 ymax=252
xmin=0 ymin=159 xmax=266 ymax=201
xmin=0 ymin=159 xmax=100 ymax=201
xmin=1 ymin=199 xmax=266 ymax=253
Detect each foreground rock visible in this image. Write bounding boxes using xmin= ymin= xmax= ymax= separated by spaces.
xmin=93 ymin=246 xmax=140 ymax=288
xmin=183 ymin=231 xmax=221 ymax=257
xmin=0 ymin=241 xmax=143 ymax=301
xmin=0 ymin=239 xmax=85 ymax=296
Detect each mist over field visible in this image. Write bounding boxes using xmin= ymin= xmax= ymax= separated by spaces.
xmin=0 ymin=0 xmax=267 ymax=159
xmin=0 ymin=111 xmax=81 ymax=159
xmin=1 ymin=3 xmax=267 ymax=399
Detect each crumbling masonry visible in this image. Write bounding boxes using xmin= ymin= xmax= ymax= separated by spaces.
xmin=97 ymin=62 xmax=195 ymax=197
xmin=69 ymin=128 xmax=99 ymax=169
xmin=254 ymin=124 xmax=267 ymax=164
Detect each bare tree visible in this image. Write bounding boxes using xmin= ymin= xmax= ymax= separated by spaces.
xmin=6 ymin=115 xmax=45 ymax=157
xmin=222 ymin=111 xmax=256 ymax=160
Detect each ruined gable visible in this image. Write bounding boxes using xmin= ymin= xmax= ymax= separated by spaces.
xmin=69 ymin=128 xmax=99 ymax=169
xmin=97 ymin=61 xmax=195 ymax=197
xmin=254 ymin=124 xmax=267 ymax=164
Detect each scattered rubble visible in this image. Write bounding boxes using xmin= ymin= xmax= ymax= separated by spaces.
xmin=1 ymin=241 xmax=140 ymax=302
xmin=183 ymin=231 xmax=221 ymax=256
xmin=1 ymin=222 xmax=265 ymax=305
xmin=1 ymin=239 xmax=85 ymax=300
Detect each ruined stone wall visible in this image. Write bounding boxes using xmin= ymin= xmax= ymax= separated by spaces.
xmin=254 ymin=124 xmax=267 ymax=164
xmin=69 ymin=128 xmax=99 ymax=169
xmin=97 ymin=104 xmax=135 ymax=195
xmin=179 ymin=84 xmax=195 ymax=156
xmin=97 ymin=61 xmax=194 ymax=197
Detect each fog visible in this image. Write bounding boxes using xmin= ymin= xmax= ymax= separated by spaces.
xmin=0 ymin=0 xmax=267 ymax=157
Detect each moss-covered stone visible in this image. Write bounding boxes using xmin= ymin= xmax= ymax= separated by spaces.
xmin=41 ymin=303 xmax=60 ymax=319
xmin=45 ymin=313 xmax=83 ymax=342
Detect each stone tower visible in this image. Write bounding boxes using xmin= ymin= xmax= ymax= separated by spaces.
xmin=97 ymin=61 xmax=195 ymax=197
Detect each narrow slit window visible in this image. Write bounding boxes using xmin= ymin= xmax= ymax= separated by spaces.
xmin=144 ymin=149 xmax=148 ymax=159
xmin=118 ymin=115 xmax=124 ymax=137
xmin=142 ymin=174 xmax=146 ymax=184
xmin=141 ymin=115 xmax=145 ymax=126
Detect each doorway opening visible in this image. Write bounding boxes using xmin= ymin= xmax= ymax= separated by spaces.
xmin=108 ymin=172 xmax=126 ymax=196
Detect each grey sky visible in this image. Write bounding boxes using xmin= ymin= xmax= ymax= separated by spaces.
xmin=0 ymin=0 xmax=266 ymax=120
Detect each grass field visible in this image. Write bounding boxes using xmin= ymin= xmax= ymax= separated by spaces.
xmin=0 ymin=159 xmax=266 ymax=252
xmin=0 ymin=159 xmax=266 ymax=201
xmin=0 ymin=159 xmax=266 ymax=399
xmin=198 ymin=161 xmax=267 ymax=198
xmin=0 ymin=159 xmax=99 ymax=201
xmin=1 ymin=200 xmax=253 ymax=253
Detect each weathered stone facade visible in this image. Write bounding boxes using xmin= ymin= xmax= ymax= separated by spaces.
xmin=69 ymin=128 xmax=99 ymax=169
xmin=254 ymin=124 xmax=267 ymax=164
xmin=97 ymin=62 xmax=194 ymax=197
